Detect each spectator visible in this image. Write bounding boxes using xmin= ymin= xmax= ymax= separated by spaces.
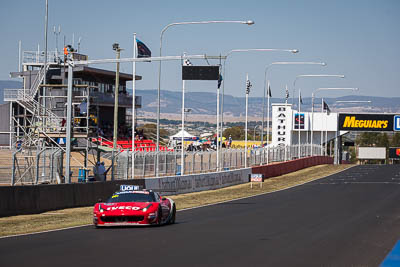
xmin=228 ymin=135 xmax=232 ymax=148
xmin=79 ymin=99 xmax=88 ymax=129
xmin=98 ymin=162 xmax=106 ymax=181
xmin=93 ymin=162 xmax=100 ymax=181
xmin=97 ymin=127 xmax=104 ymax=137
xmin=79 ymin=99 xmax=87 ymax=115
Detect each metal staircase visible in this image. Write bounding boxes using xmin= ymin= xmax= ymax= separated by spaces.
xmin=17 ymin=96 xmax=62 ymax=132
xmin=6 ymin=64 xmax=87 ymax=185
xmin=5 ymin=65 xmax=63 ymax=147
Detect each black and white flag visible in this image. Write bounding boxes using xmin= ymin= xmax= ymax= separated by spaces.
xmin=323 ymin=101 xmax=331 ymax=115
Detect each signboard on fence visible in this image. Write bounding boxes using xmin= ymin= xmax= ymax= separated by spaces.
xmin=57 ymin=138 xmax=66 ymax=145
xmin=357 ymin=147 xmax=386 ymax=159
xmin=250 ymin=173 xmax=264 ymax=188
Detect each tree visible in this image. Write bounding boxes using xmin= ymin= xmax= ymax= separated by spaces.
xmin=376 ymin=133 xmax=389 ymax=148
xmin=391 ymin=132 xmax=400 ymax=147
xmin=137 ymin=123 xmax=169 ymax=139
xmin=356 ymin=132 xmax=379 ymax=146
xmin=223 ymin=126 xmax=244 ymax=140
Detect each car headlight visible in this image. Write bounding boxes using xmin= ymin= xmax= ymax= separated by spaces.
xmin=142 ymin=203 xmax=152 ymax=212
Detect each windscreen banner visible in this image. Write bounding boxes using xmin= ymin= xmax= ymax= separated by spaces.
xmin=338 ymin=113 xmax=400 ymax=132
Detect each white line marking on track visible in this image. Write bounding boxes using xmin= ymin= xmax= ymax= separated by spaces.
xmin=178 ymin=166 xmax=355 ymax=212
xmin=317 ymin=182 xmax=400 ymax=185
xmin=0 ymin=165 xmax=354 ymax=239
xmin=0 ymin=224 xmax=92 ymax=240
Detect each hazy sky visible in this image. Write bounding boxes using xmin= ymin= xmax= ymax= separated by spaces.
xmin=1 ymin=0 xmax=399 ymax=98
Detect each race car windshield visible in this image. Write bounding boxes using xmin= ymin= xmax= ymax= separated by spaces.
xmin=106 ymin=192 xmax=156 ymax=203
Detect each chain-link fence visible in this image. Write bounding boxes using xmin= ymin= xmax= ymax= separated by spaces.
xmin=111 ymin=144 xmax=325 ymax=179
xmin=5 ymin=144 xmax=326 ymax=185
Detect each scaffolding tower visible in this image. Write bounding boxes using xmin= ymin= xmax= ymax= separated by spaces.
xmin=4 ymin=50 xmax=120 ymax=185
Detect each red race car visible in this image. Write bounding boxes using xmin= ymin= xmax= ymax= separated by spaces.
xmin=93 ymin=185 xmax=176 ymax=227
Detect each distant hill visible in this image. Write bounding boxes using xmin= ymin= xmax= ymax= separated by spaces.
xmin=0 ymin=80 xmax=22 ymax=104
xmin=135 ymin=89 xmax=400 ymax=117
xmin=1 ymin=81 xmax=398 ymax=116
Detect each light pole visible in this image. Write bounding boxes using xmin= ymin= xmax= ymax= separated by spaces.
xmin=335 ymin=100 xmax=370 ymax=164
xmin=156 ymin=20 xmax=254 ymax=176
xmin=335 ymin=100 xmax=371 ymax=104
xmin=180 ymin=54 xmax=190 ymax=176
xmin=253 ymin=125 xmax=262 ymax=141
xmin=184 ymin=108 xmax=192 ymax=121
xmin=311 ymin=87 xmax=358 ymax=158
xmin=220 ymin=49 xmax=299 ymax=169
xmin=298 ymin=89 xmax=303 ymax=159
xmin=131 ymin=33 xmax=137 ymax=180
xmin=53 ymin=25 xmax=61 ymax=60
xmin=111 ymin=43 xmax=122 ymax=181
xmin=261 ymin=62 xmax=326 ymax=149
xmin=293 ymin=74 xmax=345 ymax=106
xmin=42 ymin=0 xmax=49 ymax=179
xmin=293 ymin=74 xmax=345 ymax=155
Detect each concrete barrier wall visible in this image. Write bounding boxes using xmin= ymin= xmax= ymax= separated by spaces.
xmin=0 ymin=180 xmax=145 ymax=217
xmin=251 ymin=156 xmax=333 ymax=178
xmin=0 ymin=156 xmax=331 ymax=217
xmin=145 ymin=168 xmax=252 ymax=195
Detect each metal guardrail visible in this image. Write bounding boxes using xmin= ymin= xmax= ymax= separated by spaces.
xmin=4 ymin=89 xmax=62 ymax=131
xmin=23 ymin=51 xmax=59 ymax=64
xmin=4 ymin=89 xmax=23 ymax=101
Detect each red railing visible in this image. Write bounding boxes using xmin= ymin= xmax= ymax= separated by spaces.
xmin=92 ymin=137 xmax=173 ymax=152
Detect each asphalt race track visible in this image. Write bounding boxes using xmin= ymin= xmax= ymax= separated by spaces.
xmin=1 ymin=165 xmax=400 ymax=266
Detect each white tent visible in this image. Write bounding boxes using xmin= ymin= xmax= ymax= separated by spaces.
xmin=200 ymin=132 xmax=213 ymax=138
xmin=170 ymin=130 xmax=197 ymax=140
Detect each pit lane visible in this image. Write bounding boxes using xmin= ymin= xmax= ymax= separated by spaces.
xmin=1 ymin=165 xmax=399 ymax=266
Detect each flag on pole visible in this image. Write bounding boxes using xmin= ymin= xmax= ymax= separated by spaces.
xmin=218 ymin=74 xmax=223 ymax=89
xmin=285 ymin=85 xmax=289 ymax=100
xmin=183 ymin=58 xmax=192 ymax=66
xmin=267 ymin=83 xmax=272 ymax=98
xmin=136 ymin=39 xmax=151 ymax=58
xmin=299 ymin=91 xmax=303 ymax=105
xmin=323 ymin=101 xmax=331 ymax=115
xmin=246 ymin=78 xmax=252 ymax=94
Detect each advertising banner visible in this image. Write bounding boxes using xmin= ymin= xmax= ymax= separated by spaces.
xmin=250 ymin=173 xmax=264 ymax=182
xmin=294 ymin=113 xmax=305 ymax=129
xmin=357 ymin=147 xmax=386 ymax=159
xmin=271 ymin=104 xmax=293 ymax=146
xmin=145 ymin=168 xmax=251 ymax=195
xmin=338 ymin=113 xmax=400 ymax=132
xmin=389 ymin=147 xmax=400 ymax=159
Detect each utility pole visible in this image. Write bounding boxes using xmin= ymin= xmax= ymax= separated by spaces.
xmin=111 ymin=43 xmax=121 ymax=180
xmin=42 ymin=0 xmax=49 ymax=178
xmin=245 ymin=74 xmax=251 ymax=168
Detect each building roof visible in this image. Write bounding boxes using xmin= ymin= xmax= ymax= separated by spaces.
xmin=72 ymin=66 xmax=141 ymax=81
xmin=10 ymin=65 xmax=142 ymax=81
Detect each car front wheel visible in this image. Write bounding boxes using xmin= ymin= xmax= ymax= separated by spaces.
xmin=156 ymin=206 xmax=162 ymax=226
xmin=169 ymin=205 xmax=176 ymax=224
